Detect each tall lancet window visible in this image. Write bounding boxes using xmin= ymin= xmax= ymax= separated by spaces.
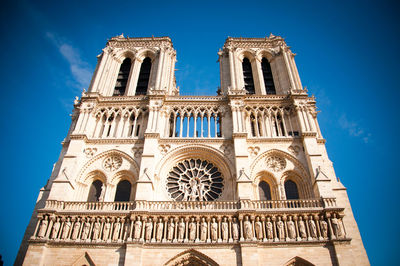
xmin=284 ymin=180 xmax=299 ymax=200
xmin=113 ymin=58 xmax=131 ymax=96
xmin=242 ymin=58 xmax=255 ymax=94
xmin=114 ymin=180 xmax=132 ymax=202
xmin=87 ymin=180 xmax=103 ymax=202
xmin=258 ymin=181 xmax=272 ymax=200
xmin=261 ymin=58 xmax=276 ymax=94
xmin=136 ymin=57 xmax=152 ymax=95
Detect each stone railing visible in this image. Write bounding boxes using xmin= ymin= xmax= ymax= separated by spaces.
xmin=43 ymin=198 xmax=336 ymax=213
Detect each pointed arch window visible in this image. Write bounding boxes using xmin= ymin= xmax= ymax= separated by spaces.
xmin=242 ymin=57 xmax=255 ymax=94
xmin=136 ymin=57 xmax=152 ymax=95
xmin=261 ymin=58 xmax=276 ymax=94
xmin=113 ymin=58 xmax=131 ymax=96
xmin=87 ymin=180 xmax=103 ymax=202
xmin=258 ymin=181 xmax=272 ymax=200
xmin=284 ymin=180 xmax=299 ymax=199
xmin=114 ymin=180 xmax=132 ymax=202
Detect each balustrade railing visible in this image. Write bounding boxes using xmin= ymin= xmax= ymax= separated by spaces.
xmin=43 ymin=198 xmax=336 ymax=212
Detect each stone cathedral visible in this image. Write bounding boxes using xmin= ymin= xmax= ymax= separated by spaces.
xmin=16 ymin=35 xmax=369 ymax=266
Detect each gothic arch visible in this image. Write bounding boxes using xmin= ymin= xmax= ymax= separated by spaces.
xmin=136 ymin=48 xmax=157 ymax=62
xmin=77 ymin=149 xmax=140 ymax=184
xmin=250 ymin=149 xmax=309 ymax=182
xmin=164 ymin=249 xmax=219 ymax=266
xmin=253 ymin=170 xmax=279 ymax=200
xmin=113 ymin=48 xmax=137 ymax=62
xmin=237 ymin=49 xmax=257 ymax=62
xmin=155 ymin=144 xmax=235 ymax=201
xmin=281 ymin=170 xmax=313 ymax=199
xmin=284 ymin=256 xmax=315 ymax=266
xmin=256 ymin=48 xmax=275 ymax=61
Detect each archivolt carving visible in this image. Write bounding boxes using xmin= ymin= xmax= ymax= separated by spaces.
xmin=164 ymin=249 xmax=219 ymax=266
xmin=77 ymin=149 xmax=139 ymax=185
xmin=250 ymin=149 xmax=309 ymax=180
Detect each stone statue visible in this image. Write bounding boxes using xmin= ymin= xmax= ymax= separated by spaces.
xmin=102 ymin=218 xmax=111 ymax=241
xmin=145 ymin=218 xmax=153 ymax=241
xmin=266 ymin=218 xmax=273 ymax=239
xmin=277 ymin=217 xmax=285 ymax=240
xmin=189 ymin=178 xmax=199 ymax=201
xmin=232 ymin=217 xmax=239 ymax=240
xmin=210 ymin=218 xmax=218 ymax=241
xmin=243 ymin=216 xmax=252 ymax=240
xmin=112 ymin=218 xmax=121 ymax=241
xmin=51 ymin=218 xmax=61 ymax=239
xmin=99 ymin=184 xmax=106 ymax=202
xmin=331 ymin=214 xmax=344 ymax=238
xmin=71 ymin=219 xmax=81 ymax=240
xmin=309 ymin=218 xmax=317 ymax=238
xmin=156 ymin=218 xmax=164 ymax=241
xmin=200 ymin=217 xmax=208 ymax=241
xmin=320 ymin=220 xmax=328 ymax=238
xmin=298 ymin=217 xmax=307 ymax=238
xmin=221 ymin=217 xmax=228 ymax=241
xmin=189 ymin=218 xmax=196 ymax=241
xmin=123 ymin=220 xmax=131 ymax=240
xmin=37 ymin=217 xmax=48 ymax=238
xmin=254 ymin=217 xmax=263 ymax=240
xmin=92 ymin=219 xmax=101 ymax=240
xmin=178 ymin=218 xmax=185 ymax=241
xmin=287 ymin=217 xmax=296 ymax=239
xmin=81 ymin=219 xmax=91 ymax=240
xmin=167 ymin=218 xmax=175 ymax=241
xmin=61 ymin=218 xmax=71 ymax=239
xmin=134 ymin=217 xmax=142 ymax=240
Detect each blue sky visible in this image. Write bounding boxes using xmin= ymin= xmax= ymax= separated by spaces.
xmin=0 ymin=0 xmax=399 ymax=265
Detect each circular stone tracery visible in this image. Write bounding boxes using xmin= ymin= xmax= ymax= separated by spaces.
xmin=103 ymin=155 xmax=123 ymax=171
xmin=167 ymin=159 xmax=224 ymax=201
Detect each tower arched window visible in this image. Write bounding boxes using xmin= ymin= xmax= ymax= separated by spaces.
xmin=114 ymin=180 xmax=132 ymax=202
xmin=136 ymin=57 xmax=152 ymax=95
xmin=113 ymin=58 xmax=131 ymax=96
xmin=242 ymin=58 xmax=255 ymax=94
xmin=87 ymin=180 xmax=103 ymax=202
xmin=258 ymin=181 xmax=272 ymax=200
xmin=284 ymin=180 xmax=299 ymax=200
xmin=261 ymin=58 xmax=276 ymax=94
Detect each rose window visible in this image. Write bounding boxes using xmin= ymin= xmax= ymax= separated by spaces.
xmin=167 ymin=159 xmax=224 ymax=201
xmin=103 ymin=155 xmax=123 ymax=171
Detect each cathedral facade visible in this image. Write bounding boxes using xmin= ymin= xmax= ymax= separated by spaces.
xmin=16 ymin=35 xmax=369 ymax=266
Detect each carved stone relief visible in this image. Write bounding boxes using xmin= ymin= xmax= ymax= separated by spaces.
xmin=103 ymin=155 xmax=123 ymax=171
xmin=265 ymin=156 xmax=286 ymax=172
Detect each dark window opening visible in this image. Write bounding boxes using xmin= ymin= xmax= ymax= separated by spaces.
xmin=288 ymin=131 xmax=299 ymax=137
xmin=114 ymin=180 xmax=132 ymax=202
xmin=284 ymin=180 xmax=299 ymax=200
xmin=87 ymin=180 xmax=103 ymax=202
xmin=113 ymin=58 xmax=131 ymax=96
xmin=136 ymin=57 xmax=152 ymax=95
xmin=242 ymin=58 xmax=255 ymax=94
xmin=261 ymin=58 xmax=276 ymax=95
xmin=258 ymin=181 xmax=272 ymax=200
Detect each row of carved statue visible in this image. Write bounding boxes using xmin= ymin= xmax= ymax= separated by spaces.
xmin=32 ymin=213 xmax=346 ymax=243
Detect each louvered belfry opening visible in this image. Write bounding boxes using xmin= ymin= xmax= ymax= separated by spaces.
xmin=242 ymin=58 xmax=255 ymax=94
xmin=113 ymin=58 xmax=131 ymax=96
xmin=135 ymin=57 xmax=152 ymax=95
xmin=261 ymin=58 xmax=276 ymax=95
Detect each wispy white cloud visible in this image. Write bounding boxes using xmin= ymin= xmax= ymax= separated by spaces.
xmin=338 ymin=114 xmax=371 ymax=143
xmin=45 ymin=32 xmax=92 ymax=90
